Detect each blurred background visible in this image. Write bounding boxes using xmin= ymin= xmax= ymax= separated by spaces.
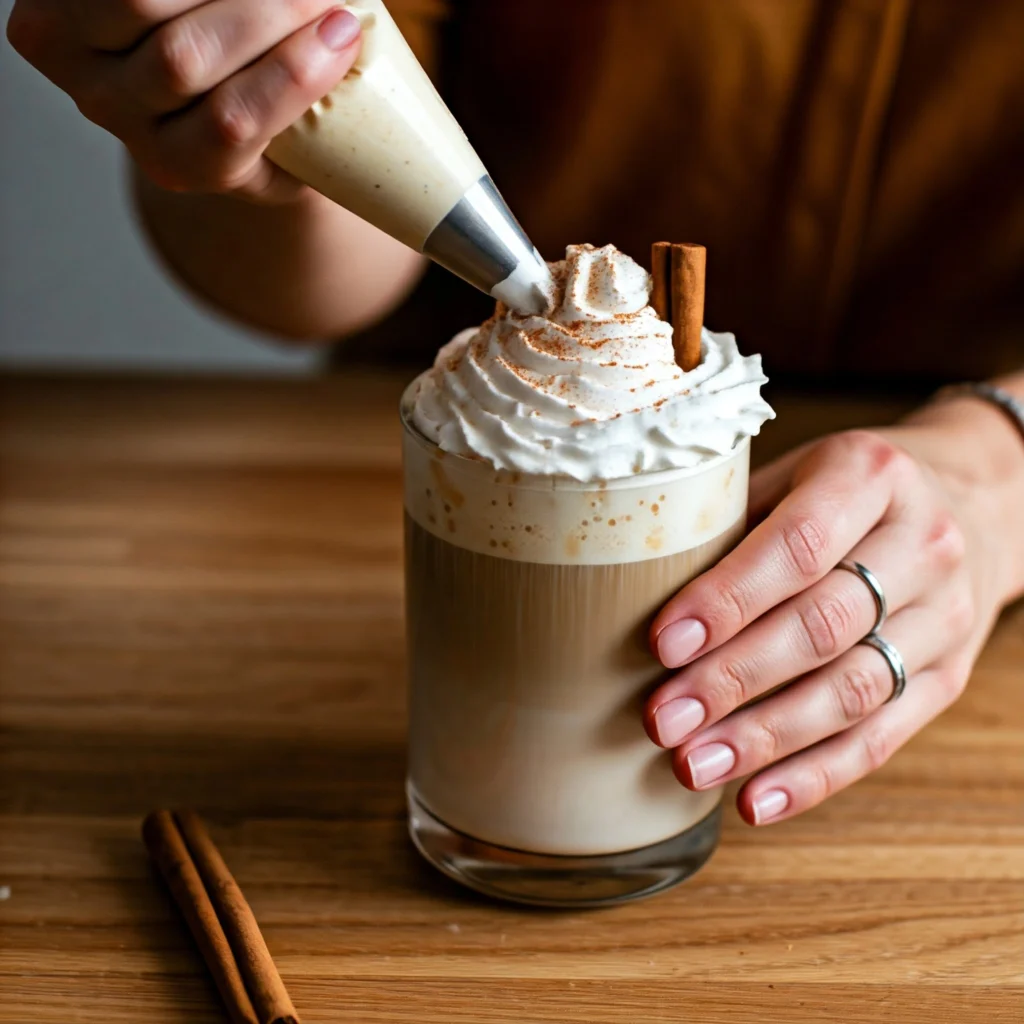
xmin=0 ymin=1 xmax=319 ymax=376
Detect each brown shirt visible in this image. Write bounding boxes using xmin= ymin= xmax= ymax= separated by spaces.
xmin=342 ymin=0 xmax=1024 ymax=387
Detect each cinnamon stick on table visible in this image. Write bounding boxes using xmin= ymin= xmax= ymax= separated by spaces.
xmin=650 ymin=241 xmax=706 ymax=372
xmin=142 ymin=810 xmax=299 ymax=1024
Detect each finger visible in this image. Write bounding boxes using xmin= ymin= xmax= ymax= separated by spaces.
xmin=7 ymin=24 xmax=139 ymax=139
xmin=6 ymin=2 xmax=103 ymax=90
xmin=74 ymin=0 xmax=204 ymax=51
xmin=123 ymin=0 xmax=339 ymax=114
xmin=669 ymin=596 xmax=969 ymax=794
xmin=138 ymin=7 xmax=360 ymax=195
xmin=645 ymin=516 xmax=945 ymax=745
xmin=651 ymin=432 xmax=923 ymax=669
xmin=735 ymin=657 xmax=969 ymax=826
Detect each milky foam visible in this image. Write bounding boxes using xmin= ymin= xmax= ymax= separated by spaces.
xmin=410 ymin=244 xmax=774 ymax=481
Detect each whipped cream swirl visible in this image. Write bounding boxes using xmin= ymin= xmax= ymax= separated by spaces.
xmin=411 ymin=244 xmax=774 ymax=481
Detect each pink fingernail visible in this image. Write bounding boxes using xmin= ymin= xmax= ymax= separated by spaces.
xmin=653 ymin=697 xmax=706 ymax=746
xmin=318 ymin=8 xmax=361 ymax=51
xmin=685 ymin=743 xmax=736 ymax=788
xmin=751 ymin=788 xmax=789 ymax=824
xmin=656 ymin=618 xmax=707 ymax=667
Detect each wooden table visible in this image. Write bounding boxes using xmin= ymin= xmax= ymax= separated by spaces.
xmin=1 ymin=373 xmax=1022 ymax=1023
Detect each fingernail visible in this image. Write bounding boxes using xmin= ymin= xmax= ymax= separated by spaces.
xmin=751 ymin=788 xmax=790 ymax=825
xmin=653 ymin=697 xmax=706 ymax=746
xmin=657 ymin=618 xmax=707 ymax=667
xmin=318 ymin=8 xmax=361 ymax=50
xmin=685 ymin=742 xmax=736 ymax=788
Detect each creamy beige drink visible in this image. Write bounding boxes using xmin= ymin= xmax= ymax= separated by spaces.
xmin=404 ymin=434 xmax=747 ymax=856
xmin=266 ymin=0 xmax=553 ymax=313
xmin=403 ymin=244 xmax=773 ymax=904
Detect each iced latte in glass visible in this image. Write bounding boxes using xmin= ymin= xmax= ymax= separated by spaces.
xmin=402 ymin=244 xmax=773 ymax=905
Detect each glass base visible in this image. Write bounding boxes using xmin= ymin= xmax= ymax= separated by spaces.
xmin=407 ymin=786 xmax=721 ymax=908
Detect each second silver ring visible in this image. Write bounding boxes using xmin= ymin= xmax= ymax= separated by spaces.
xmin=837 ymin=559 xmax=888 ymax=635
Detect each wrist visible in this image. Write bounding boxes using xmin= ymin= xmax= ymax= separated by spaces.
xmin=896 ymin=392 xmax=1024 ymax=606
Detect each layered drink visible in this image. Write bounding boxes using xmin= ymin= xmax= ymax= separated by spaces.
xmin=402 ymin=244 xmax=773 ymax=905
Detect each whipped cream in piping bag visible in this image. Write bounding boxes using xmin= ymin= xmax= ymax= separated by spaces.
xmin=411 ymin=244 xmax=774 ymax=482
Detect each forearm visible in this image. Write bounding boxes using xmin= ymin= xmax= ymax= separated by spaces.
xmin=132 ymin=167 xmax=427 ymax=341
xmin=893 ymin=369 xmax=1024 ymax=606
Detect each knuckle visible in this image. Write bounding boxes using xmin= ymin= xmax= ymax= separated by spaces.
xmin=712 ymin=658 xmax=751 ymax=709
xmin=839 ymin=430 xmax=907 ymax=480
xmin=859 ymin=727 xmax=893 ymax=774
xmin=824 ymin=429 xmax=919 ymax=487
xmin=208 ymin=88 xmax=261 ymax=151
xmin=153 ymin=19 xmax=214 ymax=97
xmin=833 ymin=666 xmax=884 ymax=724
xmin=780 ymin=513 xmax=831 ymax=580
xmin=710 ymin=579 xmax=750 ymax=634
xmin=926 ymin=512 xmax=967 ymax=572
xmin=798 ymin=590 xmax=857 ymax=660
xmin=274 ymin=50 xmax=321 ymax=95
xmin=807 ymin=759 xmax=838 ymax=803
xmin=749 ymin=716 xmax=786 ymax=763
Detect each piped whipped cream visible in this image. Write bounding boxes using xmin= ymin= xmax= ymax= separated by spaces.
xmin=411 ymin=243 xmax=774 ymax=481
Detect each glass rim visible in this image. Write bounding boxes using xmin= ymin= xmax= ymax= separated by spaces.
xmin=399 ymin=376 xmax=750 ymax=494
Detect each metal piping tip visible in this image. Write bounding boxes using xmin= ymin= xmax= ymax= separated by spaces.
xmin=422 ymin=176 xmax=554 ymax=315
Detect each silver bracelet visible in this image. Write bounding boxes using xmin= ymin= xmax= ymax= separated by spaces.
xmin=936 ymin=382 xmax=1024 ymax=447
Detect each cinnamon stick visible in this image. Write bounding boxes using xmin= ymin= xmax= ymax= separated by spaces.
xmin=142 ymin=810 xmax=299 ymax=1024
xmin=670 ymin=243 xmax=706 ymax=371
xmin=143 ymin=811 xmax=260 ymax=1024
xmin=650 ymin=241 xmax=673 ymax=323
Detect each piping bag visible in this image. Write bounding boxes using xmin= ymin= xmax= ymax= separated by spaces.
xmin=265 ymin=0 xmax=554 ymax=315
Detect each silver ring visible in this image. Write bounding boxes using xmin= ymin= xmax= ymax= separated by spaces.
xmin=837 ymin=559 xmax=888 ymax=634
xmin=858 ymin=634 xmax=907 ymax=703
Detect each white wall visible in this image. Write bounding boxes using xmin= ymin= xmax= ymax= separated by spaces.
xmin=0 ymin=2 xmax=320 ymax=374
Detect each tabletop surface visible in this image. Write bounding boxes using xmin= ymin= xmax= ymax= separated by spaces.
xmin=1 ymin=373 xmax=1022 ymax=1024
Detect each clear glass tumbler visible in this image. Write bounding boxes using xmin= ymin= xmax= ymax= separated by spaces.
xmin=401 ymin=380 xmax=749 ymax=906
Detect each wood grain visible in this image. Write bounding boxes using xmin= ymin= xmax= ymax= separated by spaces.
xmin=1 ymin=373 xmax=1022 ymax=1023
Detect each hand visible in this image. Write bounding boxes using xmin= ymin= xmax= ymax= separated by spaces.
xmin=643 ymin=425 xmax=1018 ymax=827
xmin=6 ymin=0 xmax=362 ymax=202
